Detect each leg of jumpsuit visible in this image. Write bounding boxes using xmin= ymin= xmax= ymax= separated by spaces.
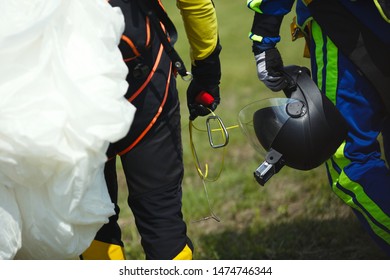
xmin=310 ymin=21 xmax=390 ymax=255
xmin=81 ymin=13 xmax=193 ymax=259
xmin=81 ymin=78 xmax=193 ymax=260
xmin=80 ymin=157 xmax=126 ymax=260
xmin=120 ymin=91 xmax=193 ymax=260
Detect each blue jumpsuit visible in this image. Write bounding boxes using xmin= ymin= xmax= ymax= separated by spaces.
xmin=248 ymin=0 xmax=390 ymax=255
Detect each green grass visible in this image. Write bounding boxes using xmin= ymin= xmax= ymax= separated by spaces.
xmin=116 ymin=1 xmax=388 ymax=260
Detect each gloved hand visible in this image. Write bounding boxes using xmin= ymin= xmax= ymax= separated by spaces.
xmin=254 ymin=46 xmax=287 ymax=92
xmin=187 ymin=44 xmax=222 ymax=120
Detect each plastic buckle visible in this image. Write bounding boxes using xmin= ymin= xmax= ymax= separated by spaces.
xmin=254 ymin=149 xmax=285 ymax=186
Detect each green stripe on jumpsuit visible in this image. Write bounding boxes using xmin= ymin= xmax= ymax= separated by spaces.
xmin=310 ymin=20 xmax=390 ymax=254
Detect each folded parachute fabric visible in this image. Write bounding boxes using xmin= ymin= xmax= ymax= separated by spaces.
xmin=0 ymin=0 xmax=135 ymax=259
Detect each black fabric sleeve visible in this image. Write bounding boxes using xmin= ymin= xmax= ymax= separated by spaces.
xmin=251 ymin=13 xmax=284 ymax=38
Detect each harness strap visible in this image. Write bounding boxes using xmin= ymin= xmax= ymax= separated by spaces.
xmin=118 ymin=56 xmax=172 ymax=156
xmin=111 ymin=0 xmax=190 ymax=158
xmin=135 ymin=0 xmax=189 ymax=78
xmin=374 ymin=0 xmax=390 ymax=22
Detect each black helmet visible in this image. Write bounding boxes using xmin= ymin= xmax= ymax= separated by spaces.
xmin=239 ymin=65 xmax=348 ymax=186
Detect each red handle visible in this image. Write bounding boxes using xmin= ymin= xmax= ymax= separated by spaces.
xmin=195 ymin=91 xmax=214 ymax=106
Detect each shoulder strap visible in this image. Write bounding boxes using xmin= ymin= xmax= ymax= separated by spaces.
xmin=135 ymin=0 xmax=189 ymax=78
xmin=373 ymin=0 xmax=390 ymax=23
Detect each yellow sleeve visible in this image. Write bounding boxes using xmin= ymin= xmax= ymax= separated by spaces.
xmin=176 ymin=0 xmax=218 ymax=63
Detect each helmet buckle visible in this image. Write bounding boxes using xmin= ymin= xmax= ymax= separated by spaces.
xmin=254 ymin=149 xmax=285 ymax=186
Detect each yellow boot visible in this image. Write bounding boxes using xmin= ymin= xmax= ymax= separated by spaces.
xmin=173 ymin=244 xmax=193 ymax=260
xmin=80 ymin=240 xmax=126 ymax=260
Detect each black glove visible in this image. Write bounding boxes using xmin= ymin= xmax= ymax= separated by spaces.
xmin=187 ymin=44 xmax=222 ymax=120
xmin=253 ymin=44 xmax=287 ymax=92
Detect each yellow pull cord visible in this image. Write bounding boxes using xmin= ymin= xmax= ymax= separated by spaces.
xmin=191 ymin=123 xmax=239 ymax=133
xmin=188 ymin=110 xmax=239 ymax=223
xmin=189 ymin=121 xmax=209 ymax=179
xmin=189 ymin=111 xmax=239 ymax=182
xmin=191 ymin=178 xmax=221 ymax=223
xmin=189 ymin=120 xmax=221 ymax=222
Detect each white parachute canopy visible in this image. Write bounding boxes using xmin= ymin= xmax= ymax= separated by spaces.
xmin=0 ymin=0 xmax=135 ymax=259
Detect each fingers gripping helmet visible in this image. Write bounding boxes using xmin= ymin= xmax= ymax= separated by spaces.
xmin=239 ymin=65 xmax=348 ymax=186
